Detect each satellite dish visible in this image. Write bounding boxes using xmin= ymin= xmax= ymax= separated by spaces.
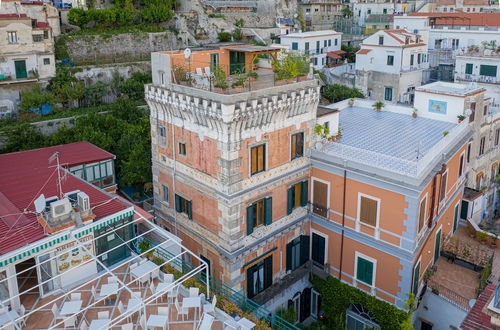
xmin=183 ymin=48 xmax=191 ymax=59
xmin=34 ymin=194 xmax=46 ymax=213
xmin=465 ymin=109 xmax=472 ymax=116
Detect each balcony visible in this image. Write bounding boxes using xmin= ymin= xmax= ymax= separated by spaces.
xmin=400 ymin=63 xmax=429 ymax=73
xmin=455 ymin=73 xmax=500 ymax=85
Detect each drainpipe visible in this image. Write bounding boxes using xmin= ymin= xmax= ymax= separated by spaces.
xmin=339 ymin=166 xmax=347 ymax=281
xmin=171 ymin=118 xmax=178 ymax=236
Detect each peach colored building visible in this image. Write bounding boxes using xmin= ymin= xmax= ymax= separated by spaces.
xmin=146 ymin=43 xmax=320 ymax=319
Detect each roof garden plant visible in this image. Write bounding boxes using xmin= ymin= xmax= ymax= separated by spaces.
xmin=372 ymin=101 xmax=384 ymax=112
xmin=213 ymin=65 xmax=229 ymax=89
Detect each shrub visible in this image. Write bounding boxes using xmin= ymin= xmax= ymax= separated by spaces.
xmin=218 ymin=31 xmax=232 ymax=42
xmin=141 ymin=5 xmax=173 ymax=23
xmin=119 ymin=79 xmax=145 ymax=100
xmin=311 ymin=276 xmax=408 ymax=329
xmin=18 ymin=85 xmax=54 ymax=112
xmin=321 ymin=84 xmax=363 ymax=103
xmin=232 ymin=28 xmax=243 ymax=41
xmin=84 ymin=81 xmax=109 ymax=106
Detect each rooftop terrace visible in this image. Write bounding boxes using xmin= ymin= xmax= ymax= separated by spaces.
xmin=314 ymin=99 xmax=469 ymax=178
xmin=415 ymin=81 xmax=485 ymax=96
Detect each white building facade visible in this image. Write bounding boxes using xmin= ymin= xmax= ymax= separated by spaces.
xmin=355 ymin=29 xmax=429 ymax=104
xmin=279 ymin=30 xmax=342 ymax=70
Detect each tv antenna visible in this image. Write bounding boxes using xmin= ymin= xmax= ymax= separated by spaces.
xmin=48 ymin=152 xmax=63 ymax=199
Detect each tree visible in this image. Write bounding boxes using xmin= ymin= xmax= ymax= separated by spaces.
xmin=48 ymin=65 xmax=84 ymax=106
xmin=84 ymin=81 xmax=110 ymax=106
xmin=321 ymin=84 xmax=363 ymax=103
xmin=342 ymin=7 xmax=353 ymax=18
xmin=18 ymin=85 xmax=54 ymax=112
xmin=218 ymin=31 xmax=232 ymax=42
xmin=341 ymin=44 xmax=360 ymax=63
xmin=0 ymin=124 xmax=46 ymax=153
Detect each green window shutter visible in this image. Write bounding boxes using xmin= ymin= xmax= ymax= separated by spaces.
xmin=300 ymin=235 xmax=310 ymax=266
xmin=300 ymin=181 xmax=308 ymax=207
xmin=247 ymin=267 xmax=254 ymax=298
xmin=264 ymin=197 xmax=272 ymax=225
xmin=175 ymin=195 xmax=181 ymax=213
xmin=247 ymin=205 xmax=254 ymax=235
xmin=453 ymin=205 xmax=459 ymax=233
xmin=465 ymin=63 xmax=473 ymax=75
xmin=287 ymin=187 xmax=294 ymax=215
xmin=434 ymin=230 xmax=441 ymax=263
xmin=187 ymin=200 xmax=193 ymax=220
xmin=286 ymin=242 xmax=292 ymax=271
xmin=413 ymin=262 xmax=420 ymax=295
xmin=357 ymin=257 xmax=373 ymax=285
xmin=264 ymin=255 xmax=273 ymax=289
xmin=479 ymin=65 xmax=497 ymax=77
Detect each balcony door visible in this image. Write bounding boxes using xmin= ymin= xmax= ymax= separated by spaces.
xmin=14 ymin=60 xmax=27 ymax=79
xmin=229 ymin=51 xmax=245 ymax=74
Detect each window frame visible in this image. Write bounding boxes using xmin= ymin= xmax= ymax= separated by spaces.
xmin=386 ymin=55 xmax=394 ymax=66
xmin=7 ymin=31 xmax=17 ymax=44
xmin=356 ymin=193 xmax=380 ymax=232
xmin=479 ymin=136 xmax=486 ymax=156
xmin=495 ymin=128 xmax=500 ymax=146
xmin=310 ymin=229 xmax=328 ymax=266
xmin=458 ymin=151 xmax=465 ymax=177
xmin=384 ymin=87 xmax=393 ymax=101
xmin=417 ymin=194 xmax=428 ymax=235
xmin=178 ymin=141 xmax=186 ymax=156
xmin=439 ymin=169 xmax=448 ymax=204
xmin=43 ymin=58 xmax=51 ymax=65
xmin=290 ymin=131 xmax=304 ymax=160
xmin=161 ymin=184 xmax=169 ymax=204
xmin=249 ymin=143 xmax=267 ymax=176
xmin=354 ymin=252 xmax=376 ymax=288
xmin=174 ymin=193 xmax=192 ymax=219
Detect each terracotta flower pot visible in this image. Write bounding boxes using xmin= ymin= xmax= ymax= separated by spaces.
xmin=412 ymin=113 xmax=417 ymax=118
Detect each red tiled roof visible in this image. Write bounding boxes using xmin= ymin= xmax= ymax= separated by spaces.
xmin=409 ymin=13 xmax=500 ymax=27
xmin=461 ymin=284 xmax=497 ymax=330
xmin=327 ymin=52 xmax=342 ymax=59
xmin=0 ymin=143 xmax=126 ymax=256
xmin=333 ymin=50 xmax=346 ymax=54
xmin=112 ymin=194 xmax=154 ymax=221
xmin=0 ymin=13 xmax=28 ymax=19
xmin=35 ymin=22 xmax=49 ymax=28
xmin=356 ymin=49 xmax=372 ymax=55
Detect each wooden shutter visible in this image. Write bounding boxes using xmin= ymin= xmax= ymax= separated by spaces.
xmin=286 ymin=242 xmax=292 ymax=271
xmin=313 ymin=181 xmax=328 ymax=217
xmin=257 ymin=145 xmax=265 ymax=172
xmin=300 ymin=181 xmax=308 ymax=207
xmin=413 ymin=262 xmax=420 ymax=295
xmin=357 ymin=258 xmax=373 ymax=285
xmin=360 ymin=196 xmax=377 ymax=226
xmin=439 ymin=172 xmax=447 ymax=202
xmin=247 ymin=267 xmax=254 ymax=298
xmin=300 ymin=235 xmax=310 ymax=266
xmin=287 ymin=187 xmax=294 ymax=215
xmin=264 ymin=197 xmax=272 ymax=225
xmin=418 ymin=197 xmax=426 ymax=232
xmin=251 ymin=147 xmax=257 ymax=174
xmin=291 ymin=134 xmax=297 ymax=159
xmin=453 ymin=205 xmax=459 ymax=233
xmin=434 ymin=230 xmax=441 ymax=263
xmin=175 ymin=194 xmax=181 ymax=213
xmin=246 ymin=205 xmax=254 ymax=235
xmin=187 ymin=200 xmax=192 ymax=220
xmin=264 ymin=255 xmax=273 ymax=289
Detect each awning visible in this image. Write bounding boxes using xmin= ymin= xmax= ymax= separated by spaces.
xmin=327 ymin=52 xmax=342 ymax=59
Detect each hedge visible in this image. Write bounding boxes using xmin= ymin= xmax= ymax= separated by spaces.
xmin=311 ymin=276 xmax=408 ymax=329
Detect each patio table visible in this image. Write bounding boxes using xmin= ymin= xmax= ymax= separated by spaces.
xmin=89 ymin=318 xmax=111 ymax=330
xmin=127 ymin=298 xmax=142 ymax=312
xmin=182 ymin=296 xmax=201 ymax=318
xmin=131 ymin=260 xmax=157 ymax=280
xmin=147 ymin=314 xmax=169 ymax=330
xmin=60 ymin=300 xmax=82 ymax=316
xmin=100 ymin=283 xmax=118 ymax=304
xmin=237 ymin=317 xmax=256 ymax=330
xmin=0 ymin=310 xmax=19 ymax=327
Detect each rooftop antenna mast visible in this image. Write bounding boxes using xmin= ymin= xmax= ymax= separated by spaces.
xmin=48 ymin=152 xmax=63 ymax=199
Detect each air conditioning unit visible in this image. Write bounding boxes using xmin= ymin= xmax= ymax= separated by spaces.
xmin=77 ymin=192 xmax=90 ymax=212
xmin=50 ymin=198 xmax=72 ymax=218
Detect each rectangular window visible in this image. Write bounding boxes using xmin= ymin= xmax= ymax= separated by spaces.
xmin=418 ymin=197 xmax=426 ymax=233
xmin=158 ymin=126 xmax=166 ymax=146
xmin=313 ymin=57 xmax=318 ymax=65
xmin=316 ymin=40 xmax=320 ymax=53
xmin=413 ymin=262 xmax=421 ymax=295
xmin=378 ymin=36 xmax=384 ymax=45
xmin=334 ymin=38 xmax=338 ymax=46
xmin=43 ymin=30 xmax=49 ymax=39
xmin=287 ymin=181 xmax=308 ymax=214
xmin=356 ymin=255 xmax=375 ymax=286
xmin=311 ymin=233 xmax=325 ymax=265
xmin=484 ymin=105 xmax=488 ymax=116
xmin=470 ymin=102 xmax=476 ymax=122
xmin=384 ymin=87 xmax=393 ymax=101
xmin=479 ymin=136 xmax=485 ymax=156
xmin=291 ymin=132 xmax=304 ymax=160
xmin=387 ymin=55 xmax=394 ymax=66
xmin=434 ymin=229 xmax=441 ymax=263
xmin=43 ymin=58 xmax=51 ymax=65
xmin=465 ymin=63 xmax=473 ymax=75
xmin=417 ymin=53 xmax=421 ymax=64
xmin=246 ymin=197 xmax=272 ymax=234
xmin=305 ymin=42 xmax=310 ymax=52
xmin=292 ymin=42 xmax=298 ymax=50
xmin=250 ymin=144 xmax=266 ymax=175
xmin=178 ymin=142 xmax=186 ymax=156
xmin=162 ymin=185 xmax=169 ymax=203
xmin=467 ymin=143 xmax=471 ymax=163
xmin=328 ymin=39 xmax=332 ymax=47
xmin=7 ymin=32 xmax=17 ymax=44
xmin=495 ymin=128 xmax=499 ymax=146
xmin=286 ymin=235 xmax=310 ymax=271
xmin=33 ymin=35 xmax=43 ymax=42
xmin=174 ymin=194 xmax=192 ymax=219
xmin=312 ymin=180 xmax=328 ymax=217
xmin=324 ymin=40 xmax=327 ymax=47
xmin=410 ymin=54 xmax=414 ymax=66
xmin=479 ymin=65 xmax=497 ymax=77
xmin=439 ymin=172 xmax=447 ymax=203
xmin=359 ymin=196 xmax=378 ymax=227
xmin=247 ymin=255 xmax=272 ymax=298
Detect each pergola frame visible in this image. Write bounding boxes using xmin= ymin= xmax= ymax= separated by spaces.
xmin=0 ymin=215 xmax=209 ymax=329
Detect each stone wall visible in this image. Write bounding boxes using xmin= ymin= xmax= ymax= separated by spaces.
xmin=74 ymin=62 xmax=151 ymax=85
xmin=61 ymin=32 xmax=180 ymax=64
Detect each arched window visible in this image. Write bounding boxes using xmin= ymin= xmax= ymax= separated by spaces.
xmin=346 ymin=304 xmax=380 ymax=330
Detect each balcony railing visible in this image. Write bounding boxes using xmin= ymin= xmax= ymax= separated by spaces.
xmin=146 ymin=239 xmax=300 ymax=330
xmin=456 ymin=74 xmax=500 ymax=85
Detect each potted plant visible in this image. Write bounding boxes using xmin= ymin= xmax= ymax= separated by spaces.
xmin=348 ymin=98 xmax=355 ymax=107
xmin=412 ymin=109 xmax=418 ymax=118
xmin=213 ymin=65 xmax=228 ymax=92
xmin=443 ymin=131 xmax=449 ymax=136
xmin=457 ymin=114 xmax=466 ymax=123
xmin=315 ymin=124 xmax=330 ymax=142
xmin=476 ymin=231 xmax=489 ymax=244
xmin=173 ymin=65 xmax=190 ymax=85
xmin=423 ymin=268 xmax=433 ymax=284
xmin=247 ymin=71 xmax=258 ymax=82
xmin=232 ymin=72 xmax=246 ymax=92
xmin=372 ymin=101 xmax=384 ymax=112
